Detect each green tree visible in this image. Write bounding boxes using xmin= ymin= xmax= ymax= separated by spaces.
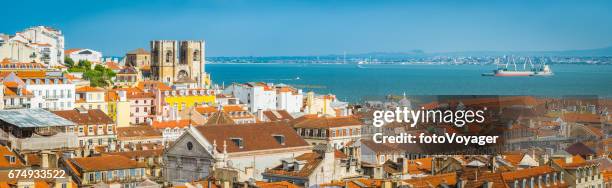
xmin=78 ymin=60 xmax=92 ymax=70
xmin=64 ymin=57 xmax=75 ymax=68
xmin=66 ymin=60 xmax=116 ymax=87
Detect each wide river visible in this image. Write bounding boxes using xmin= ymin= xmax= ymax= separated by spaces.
xmin=207 ymin=64 xmax=612 ymax=102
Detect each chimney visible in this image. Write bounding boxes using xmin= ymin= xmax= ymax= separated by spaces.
xmin=109 ymin=140 xmax=116 ymax=152
xmin=257 ymin=109 xmax=264 ymax=121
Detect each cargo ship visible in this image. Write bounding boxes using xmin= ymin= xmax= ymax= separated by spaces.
xmin=482 ymin=58 xmax=553 ymax=77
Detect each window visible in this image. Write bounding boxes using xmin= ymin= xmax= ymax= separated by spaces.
xmin=187 ymin=142 xmax=193 ymax=150
xmin=107 ymin=125 xmax=113 ymax=133
xmin=89 ymin=173 xmax=94 ymax=182
xmin=88 ymin=126 xmax=93 ymax=133
xmin=165 ymin=50 xmax=173 ymax=63
xmin=273 ymin=135 xmax=285 ymax=145
xmin=231 ymin=138 xmax=244 ymax=149
xmin=79 ymin=127 xmax=84 ymax=133
xmin=193 ymin=50 xmax=200 ymax=61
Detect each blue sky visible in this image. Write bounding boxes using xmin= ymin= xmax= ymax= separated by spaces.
xmin=2 ymin=0 xmax=611 ymax=56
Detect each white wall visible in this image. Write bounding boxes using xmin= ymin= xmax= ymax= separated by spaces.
xmin=20 ymin=26 xmax=64 ymax=67
xmin=25 ymin=79 xmax=75 ymax=111
xmin=68 ymin=49 xmax=102 ymax=63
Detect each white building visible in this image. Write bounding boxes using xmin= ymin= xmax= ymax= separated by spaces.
xmin=66 ymin=48 xmax=102 ymax=63
xmin=17 ymin=26 xmax=65 ymax=67
xmin=0 ymin=34 xmax=39 ymax=63
xmin=23 ymin=77 xmax=76 ymax=111
xmin=224 ymin=82 xmax=303 ymax=113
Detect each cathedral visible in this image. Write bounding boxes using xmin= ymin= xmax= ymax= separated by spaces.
xmin=150 ymin=40 xmax=207 ymax=88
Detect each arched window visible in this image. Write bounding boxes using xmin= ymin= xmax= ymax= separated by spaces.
xmin=193 ymin=50 xmax=200 ymax=61
xmin=165 ymin=50 xmax=173 ymax=63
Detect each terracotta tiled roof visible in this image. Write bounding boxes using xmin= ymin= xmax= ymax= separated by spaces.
xmin=0 ymin=146 xmax=24 ymax=168
xmin=196 ymin=106 xmax=217 ymax=114
xmin=222 ymin=105 xmax=245 ymax=112
xmin=105 ymin=61 xmax=123 ymax=70
xmin=0 ymin=71 xmax=46 ymax=78
xmin=116 ymin=126 xmax=162 ymax=141
xmin=403 ymin=172 xmax=457 ymax=188
xmin=151 ymin=120 xmax=191 ymax=129
xmin=205 ymin=112 xmax=235 ymax=125
xmin=34 ymin=181 xmax=50 ymax=188
xmin=101 ymin=149 xmax=163 ymax=159
xmin=290 ymin=116 xmax=362 ymax=129
xmin=320 ymin=179 xmax=384 ymax=188
xmin=463 ymin=171 xmax=507 ymax=188
xmin=264 ymin=152 xmax=323 ymax=178
xmin=501 ymin=166 xmax=555 ymax=181
xmin=64 ymin=48 xmax=82 ymax=55
xmin=263 ymin=110 xmax=294 ymax=121
xmin=68 ymin=155 xmax=145 ymax=172
xmin=256 ymin=181 xmax=300 ymax=188
xmin=136 ymin=80 xmax=172 ymax=91
xmin=52 ymin=109 xmax=114 ymax=125
xmin=561 ymin=113 xmax=602 ymax=124
xmin=503 ymin=154 xmax=525 ymax=166
xmin=116 ymin=88 xmax=155 ymax=99
xmin=553 ymin=155 xmax=593 ymax=169
xmin=196 ymin=122 xmax=310 ymax=153
xmin=76 ymin=86 xmax=104 ymax=92
xmin=2 ymin=81 xmax=32 ymax=96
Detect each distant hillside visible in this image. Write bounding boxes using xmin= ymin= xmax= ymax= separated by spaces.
xmin=431 ymin=46 xmax=612 ymax=57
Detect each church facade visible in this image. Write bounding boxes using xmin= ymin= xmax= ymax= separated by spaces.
xmin=150 ymin=40 xmax=206 ymax=88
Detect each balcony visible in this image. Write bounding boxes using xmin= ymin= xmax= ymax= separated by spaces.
xmin=43 ymin=95 xmax=62 ymax=100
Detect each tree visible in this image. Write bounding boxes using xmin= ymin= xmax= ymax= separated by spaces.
xmin=78 ymin=60 xmax=92 ymax=69
xmin=66 ymin=60 xmax=116 ymax=87
xmin=64 ymin=57 xmax=75 ymax=68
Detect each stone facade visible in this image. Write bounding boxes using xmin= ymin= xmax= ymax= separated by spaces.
xmin=150 ymin=40 xmax=205 ymax=88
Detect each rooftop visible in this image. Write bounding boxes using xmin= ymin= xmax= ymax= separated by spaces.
xmin=52 ymin=109 xmax=114 ymax=125
xmin=68 ymin=155 xmax=145 ymax=172
xmin=196 ymin=122 xmax=310 ymax=153
xmin=0 ymin=108 xmax=75 ymax=128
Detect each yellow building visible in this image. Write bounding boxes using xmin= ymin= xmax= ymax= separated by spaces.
xmin=163 ymin=89 xmax=216 ymax=112
xmin=305 ymin=92 xmax=337 ymax=116
xmin=75 ymin=86 xmax=108 ymax=114
xmin=105 ymin=89 xmax=131 ymax=127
